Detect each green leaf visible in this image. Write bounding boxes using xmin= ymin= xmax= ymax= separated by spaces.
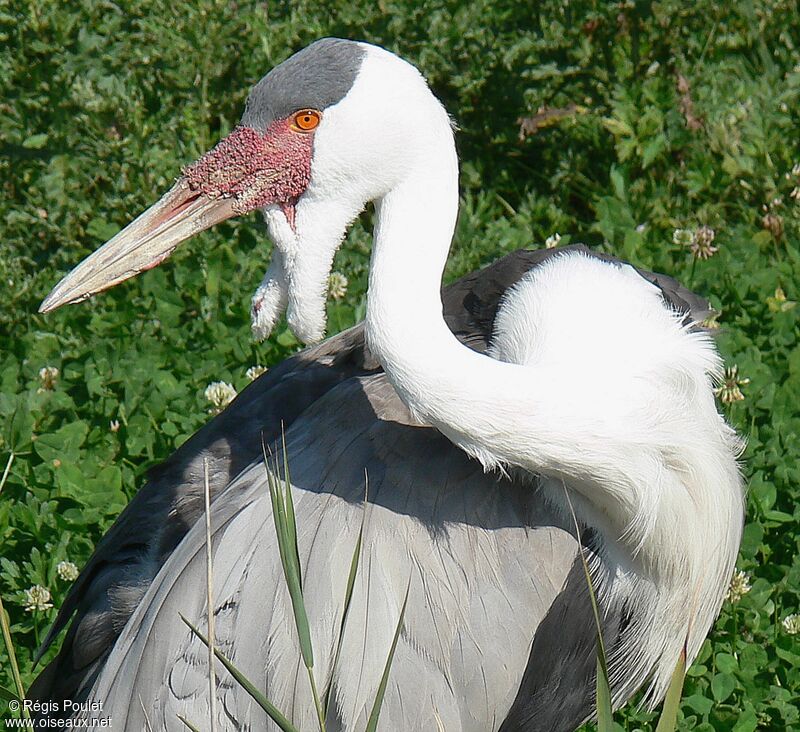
xmin=33 ymin=421 xmax=89 ymax=463
xmin=656 ymin=647 xmax=686 ymax=732
xmin=737 ymin=645 xmax=767 ymax=674
xmin=365 ymin=580 xmax=410 ymax=732
xmin=731 ymin=710 xmax=758 ymax=732
xmin=0 ymin=684 xmax=19 ymax=702
xmin=642 ymin=134 xmax=667 ymax=168
xmin=715 ymin=652 xmax=738 ymax=674
xmin=5 ymin=399 xmax=34 ymax=452
xmin=739 ymin=522 xmax=764 ymax=558
xmin=751 ymin=230 xmax=773 ymax=247
xmin=763 ymin=510 xmax=793 ymax=523
xmin=683 ymin=693 xmax=713 ymax=715
xmin=622 ymin=229 xmax=644 ymax=261
xmin=86 ymin=218 xmax=121 ymax=241
xmin=22 ymin=133 xmax=48 ymax=149
xmin=603 ymin=117 xmax=634 ymax=138
xmin=276 ymin=329 xmax=299 ymax=348
xmin=775 ymin=644 xmax=800 ymax=667
xmin=610 ymin=165 xmax=626 ymax=200
xmin=711 ymin=672 xmax=736 ymax=702
xmin=595 ymin=653 xmax=614 ymax=732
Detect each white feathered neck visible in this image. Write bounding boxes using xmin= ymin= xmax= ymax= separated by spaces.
xmin=262 ymin=43 xmax=745 ymax=705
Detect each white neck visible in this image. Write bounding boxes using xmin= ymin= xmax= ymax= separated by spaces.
xmin=362 ymin=107 xmax=743 ymax=704
xmin=365 ymin=141 xmax=461 ymax=403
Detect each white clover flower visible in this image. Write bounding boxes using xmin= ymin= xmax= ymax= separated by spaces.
xmin=38 ymin=366 xmax=59 ymax=391
xmin=544 ymin=232 xmax=562 ymax=249
xmin=691 ymin=225 xmax=718 ymax=259
xmin=672 ymin=228 xmax=694 ymax=247
xmin=24 ymin=585 xmax=53 ymax=612
xmin=328 ymin=272 xmax=349 ymax=300
xmin=714 ymin=365 xmax=750 ymax=405
xmin=246 ymin=365 xmax=268 ymax=381
xmin=726 ymin=569 xmax=752 ymax=603
xmin=674 ymin=226 xmax=719 ymax=259
xmin=56 ymin=561 xmax=79 ymax=582
xmin=205 ymin=381 xmax=237 ymax=413
xmin=782 ymin=614 xmax=800 ymax=635
xmin=109 ymin=419 xmax=120 ymax=433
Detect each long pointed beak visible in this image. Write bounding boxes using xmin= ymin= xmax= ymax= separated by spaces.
xmin=39 ymin=181 xmax=238 ymax=313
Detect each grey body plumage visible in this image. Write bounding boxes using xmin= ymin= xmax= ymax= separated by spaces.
xmin=32 ymin=247 xmax=713 ymax=731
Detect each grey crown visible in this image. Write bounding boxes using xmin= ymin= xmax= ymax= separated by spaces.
xmin=241 ymin=38 xmax=366 ymax=130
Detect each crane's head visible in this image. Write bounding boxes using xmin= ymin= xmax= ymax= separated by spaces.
xmin=39 ymin=39 xmax=455 ymax=343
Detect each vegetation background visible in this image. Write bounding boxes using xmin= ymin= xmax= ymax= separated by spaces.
xmin=1 ymin=0 xmax=799 ymax=729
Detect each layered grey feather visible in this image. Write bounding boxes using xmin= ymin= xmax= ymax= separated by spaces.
xmin=32 ymin=247 xmax=713 ymax=731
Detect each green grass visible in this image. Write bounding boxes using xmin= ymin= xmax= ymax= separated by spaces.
xmin=1 ymin=0 xmax=799 ymax=729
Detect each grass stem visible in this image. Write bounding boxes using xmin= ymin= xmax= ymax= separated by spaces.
xmin=177 ymin=713 xmax=202 ymax=732
xmin=307 ymin=668 xmax=326 ymax=732
xmin=0 ymin=593 xmax=30 ymax=720
xmin=0 ymin=452 xmax=14 ymax=497
xmin=203 ymin=457 xmax=218 ymax=732
xmin=561 ymin=484 xmax=613 ymax=730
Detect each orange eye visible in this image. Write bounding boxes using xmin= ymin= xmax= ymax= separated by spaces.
xmin=293 ymin=109 xmax=321 ymax=132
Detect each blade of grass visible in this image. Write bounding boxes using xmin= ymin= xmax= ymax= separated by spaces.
xmin=0 ymin=450 xmax=28 ymax=719
xmin=177 ymin=714 xmax=202 ymax=732
xmin=281 ymin=429 xmax=299 ymax=586
xmin=275 ymin=454 xmax=315 ymax=672
xmin=324 ymin=471 xmax=369 ymax=716
xmin=561 ymin=485 xmax=613 ymax=730
xmin=262 ymin=433 xmax=324 ymax=731
xmin=262 ymin=435 xmax=314 ymax=671
xmin=203 ymin=457 xmax=218 ymax=732
xmin=0 ymin=452 xmax=14 ymax=497
xmin=595 ymin=655 xmax=613 ymax=732
xmin=365 ymin=577 xmax=411 ymax=732
xmin=655 ymin=643 xmax=687 ymax=732
xmin=180 ymin=613 xmax=300 ymax=732
xmin=0 ymin=596 xmax=30 ymax=720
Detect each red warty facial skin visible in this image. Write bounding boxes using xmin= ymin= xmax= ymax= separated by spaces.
xmin=182 ymin=120 xmax=314 ymax=224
